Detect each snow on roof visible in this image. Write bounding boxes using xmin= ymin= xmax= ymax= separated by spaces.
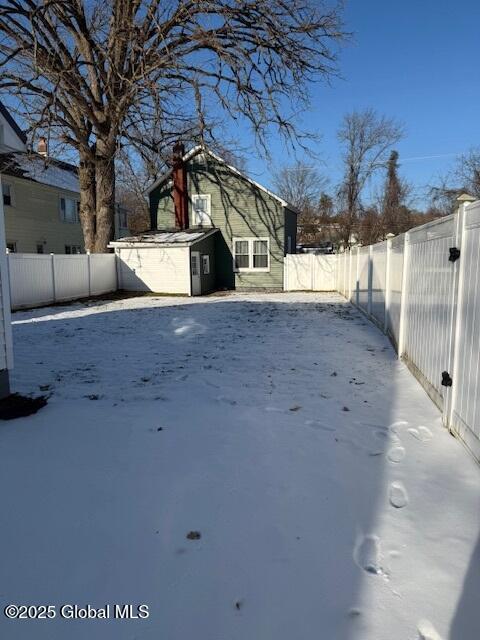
xmin=0 ymin=152 xmax=79 ymax=193
xmin=109 ymin=228 xmax=218 ymax=248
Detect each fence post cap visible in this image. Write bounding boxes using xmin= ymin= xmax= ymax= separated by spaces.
xmin=456 ymin=193 xmax=476 ymax=203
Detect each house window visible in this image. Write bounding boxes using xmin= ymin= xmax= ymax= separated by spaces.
xmin=253 ymin=240 xmax=268 ymax=268
xmin=65 ymin=245 xmax=82 ymax=254
xmin=36 ymin=243 xmax=44 ymax=254
xmin=233 ymin=238 xmax=270 ymax=272
xmin=202 ymin=255 xmax=210 ymax=275
xmin=6 ymin=242 xmax=16 ymax=253
xmin=60 ymin=197 xmax=80 ymax=223
xmin=2 ymin=183 xmax=12 ymax=206
xmin=191 ymin=253 xmax=200 ymax=276
xmin=192 ymin=194 xmax=211 ymax=226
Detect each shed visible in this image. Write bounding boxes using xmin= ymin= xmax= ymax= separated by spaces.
xmin=110 ymin=228 xmax=219 ymax=296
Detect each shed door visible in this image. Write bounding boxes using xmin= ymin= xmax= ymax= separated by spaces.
xmin=191 ymin=251 xmax=201 ymax=296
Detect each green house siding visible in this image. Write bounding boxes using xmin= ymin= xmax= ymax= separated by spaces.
xmin=151 ymin=183 xmax=173 ymax=230
xmin=191 ymin=233 xmax=216 ymax=294
xmin=151 ymin=155 xmax=290 ymax=290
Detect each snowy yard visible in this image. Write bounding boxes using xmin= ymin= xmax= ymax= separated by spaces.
xmin=1 ymin=291 xmax=480 ymax=640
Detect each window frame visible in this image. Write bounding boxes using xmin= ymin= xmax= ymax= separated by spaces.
xmin=232 ymin=237 xmax=270 ymax=273
xmin=2 ymin=182 xmax=13 ymax=207
xmin=60 ymin=196 xmax=80 ymax=223
xmin=191 ymin=194 xmax=212 ymax=227
xmin=202 ymin=254 xmax=210 ymax=275
xmin=65 ymin=245 xmax=82 ymax=255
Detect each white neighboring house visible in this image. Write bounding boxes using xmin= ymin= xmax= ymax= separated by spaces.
xmin=0 ymin=100 xmax=130 ymax=254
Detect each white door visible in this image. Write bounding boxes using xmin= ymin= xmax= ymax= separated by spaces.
xmin=191 ymin=251 xmax=201 ymax=296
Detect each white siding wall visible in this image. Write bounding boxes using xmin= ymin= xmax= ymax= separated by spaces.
xmin=284 ymin=254 xmax=336 ymax=291
xmin=0 ymin=111 xmax=26 ymax=152
xmin=117 ymin=246 xmax=191 ymax=294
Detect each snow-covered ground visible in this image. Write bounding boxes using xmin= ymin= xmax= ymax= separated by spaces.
xmin=1 ymin=292 xmax=479 ymax=640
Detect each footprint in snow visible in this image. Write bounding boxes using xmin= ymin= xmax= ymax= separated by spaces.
xmin=408 ymin=426 xmax=433 ymax=442
xmin=389 ymin=482 xmax=408 ymax=508
xmin=388 ymin=420 xmax=409 ymax=434
xmin=353 ymin=534 xmax=383 ymax=575
xmin=417 ymin=619 xmax=443 ymax=640
xmin=387 ymin=445 xmax=406 ymax=463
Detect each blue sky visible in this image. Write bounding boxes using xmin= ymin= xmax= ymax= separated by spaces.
xmin=4 ymin=1 xmax=479 ymax=209
xmin=244 ymin=0 xmax=480 ymax=208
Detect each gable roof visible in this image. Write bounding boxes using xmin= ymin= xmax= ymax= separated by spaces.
xmin=0 ymin=100 xmax=27 ymax=145
xmin=0 ymin=151 xmax=79 ymax=193
xmin=145 ymin=145 xmax=298 ymax=213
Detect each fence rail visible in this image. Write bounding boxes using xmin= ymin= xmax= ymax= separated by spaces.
xmin=8 ymin=252 xmax=117 ymax=310
xmin=336 ymin=200 xmax=480 ymax=463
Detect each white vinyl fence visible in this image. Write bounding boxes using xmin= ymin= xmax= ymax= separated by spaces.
xmin=8 ymin=253 xmax=117 ymax=310
xmin=284 ymin=254 xmax=336 ymax=291
xmin=336 ymin=200 xmax=480 ymax=463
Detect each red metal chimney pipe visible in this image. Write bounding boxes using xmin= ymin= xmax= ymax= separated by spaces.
xmin=172 ymin=142 xmax=189 ymax=229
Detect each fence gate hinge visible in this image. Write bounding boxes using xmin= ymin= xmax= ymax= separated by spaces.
xmin=449 ymin=247 xmax=460 ymax=262
xmin=441 ymin=371 xmax=453 ymax=387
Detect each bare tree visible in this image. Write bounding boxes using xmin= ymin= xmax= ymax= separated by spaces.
xmin=427 ymin=148 xmax=480 ymax=219
xmin=337 ymin=109 xmax=404 ymax=247
xmin=318 ymin=192 xmax=334 ymax=219
xmin=453 ymin=148 xmax=480 ymax=199
xmin=273 ymin=160 xmax=330 ymax=243
xmin=273 ymin=161 xmax=328 ymax=211
xmin=358 ymin=206 xmax=383 ymax=245
xmin=381 ymin=150 xmax=412 ymax=236
xmin=0 ymin=0 xmax=345 ymax=252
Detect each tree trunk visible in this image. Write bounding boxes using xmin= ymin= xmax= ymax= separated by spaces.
xmin=78 ymin=151 xmax=96 ymax=253
xmin=94 ymin=138 xmax=116 ymax=253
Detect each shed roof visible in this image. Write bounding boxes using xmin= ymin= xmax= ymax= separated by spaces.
xmin=109 ymin=227 xmax=219 ymax=248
